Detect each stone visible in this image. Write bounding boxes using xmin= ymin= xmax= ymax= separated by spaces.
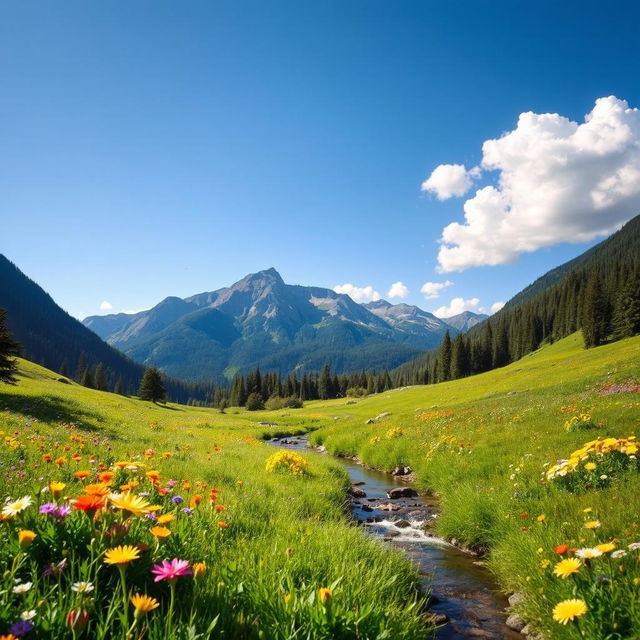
xmin=387 ymin=487 xmax=418 ymax=499
xmin=316 ymin=445 xmax=326 ymax=453
xmin=394 ymin=519 xmax=411 ymax=528
xmin=505 ymin=614 xmax=526 ymax=632
xmin=361 ymin=504 xmax=373 ymax=512
xmin=430 ymin=613 xmax=449 ymax=625
xmin=508 ymin=592 xmax=525 ymax=608
xmin=375 ymin=412 xmax=391 ymax=420
xmin=364 ymin=419 xmax=374 ymax=424
xmin=349 ymin=487 xmax=367 ymax=498
xmin=391 ymin=465 xmax=412 ymax=476
xmin=377 ymin=503 xmax=401 ymax=512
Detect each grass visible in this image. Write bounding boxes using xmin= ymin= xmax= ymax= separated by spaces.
xmin=264 ymin=332 xmax=639 ymax=640
xmin=0 ymin=361 xmax=429 ymax=639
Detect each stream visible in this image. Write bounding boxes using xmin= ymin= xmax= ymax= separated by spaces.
xmin=269 ymin=435 xmax=522 ymax=640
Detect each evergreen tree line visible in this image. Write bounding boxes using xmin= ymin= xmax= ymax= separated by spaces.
xmin=396 ymin=216 xmax=640 ymax=386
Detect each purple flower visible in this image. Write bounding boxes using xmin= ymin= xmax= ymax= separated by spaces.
xmin=171 ymin=495 xmax=183 ymax=504
xmin=10 ymin=619 xmax=34 ymax=636
xmin=39 ymin=503 xmax=57 ymax=515
xmin=146 ymin=512 xmax=158 ymax=521
xmin=53 ymin=505 xmax=71 ymax=519
xmin=180 ymin=507 xmax=194 ymax=516
xmin=167 ymin=479 xmax=178 ymax=487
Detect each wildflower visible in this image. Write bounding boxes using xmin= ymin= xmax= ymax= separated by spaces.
xmin=611 ymin=550 xmax=627 ymax=559
xmin=104 ymin=545 xmax=141 ymax=566
xmin=150 ymin=526 xmax=171 ymax=539
xmin=215 ymin=504 xmax=226 ymax=513
xmin=318 ymin=587 xmax=332 ymax=605
xmin=218 ymin=521 xmax=229 ymax=529
xmin=584 ymin=520 xmax=601 ymax=529
xmin=151 ymin=558 xmax=192 ymax=582
xmin=67 ymin=609 xmax=89 ymax=632
xmin=189 ymin=494 xmax=202 ymax=508
xmin=110 ymin=493 xmax=151 ymax=517
xmin=181 ymin=507 xmax=194 ymax=516
xmin=13 ymin=582 xmax=33 ymax=594
xmin=130 ymin=594 xmax=159 ymax=618
xmin=628 ymin=542 xmax=640 ymax=550
xmin=55 ymin=457 xmax=66 ymax=466
xmin=584 ymin=462 xmax=597 ymax=471
xmin=71 ymin=582 xmax=94 ymax=594
xmin=540 ymin=559 xmax=551 ymax=568
xmin=2 ymin=496 xmax=33 ymax=518
xmin=9 ymin=621 xmax=34 ymax=636
xmin=72 ymin=494 xmax=106 ymax=517
xmin=42 ymin=453 xmax=52 ymax=463
xmin=552 ymin=599 xmax=587 ymax=625
xmin=553 ymin=558 xmax=582 ymax=578
xmin=536 ymin=514 xmax=546 ymax=522
xmin=583 ymin=507 xmax=593 ymax=513
xmin=20 ymin=611 xmax=36 ymax=622
xmin=74 ymin=471 xmax=90 ymax=480
xmin=575 ymin=548 xmax=602 ymax=559
xmin=18 ymin=530 xmax=37 ymax=548
xmin=156 ymin=514 xmax=174 ymax=525
xmin=554 ymin=544 xmax=569 ymax=555
xmin=171 ymin=495 xmax=183 ymax=505
xmin=595 ymin=543 xmax=616 ymax=553
xmin=193 ymin=562 xmax=207 ymax=577
xmin=43 ymin=558 xmax=67 ymax=577
xmin=49 ymin=481 xmax=66 ymax=496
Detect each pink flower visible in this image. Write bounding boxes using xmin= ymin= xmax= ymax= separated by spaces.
xmin=151 ymin=558 xmax=192 ymax=582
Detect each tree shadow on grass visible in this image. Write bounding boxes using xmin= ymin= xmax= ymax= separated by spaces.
xmin=0 ymin=391 xmax=119 ymax=439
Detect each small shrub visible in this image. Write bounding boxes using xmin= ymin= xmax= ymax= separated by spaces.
xmin=245 ymin=392 xmax=265 ymax=411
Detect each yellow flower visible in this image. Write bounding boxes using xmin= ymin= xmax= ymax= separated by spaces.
xmin=536 ymin=514 xmax=546 ymax=522
xmin=584 ymin=462 xmax=597 ymax=471
xmin=156 ymin=514 xmax=175 ymax=525
xmin=49 ymin=481 xmax=66 ymax=496
xmin=540 ymin=559 xmax=551 ymax=568
xmin=150 ymin=526 xmax=171 ymax=539
xmin=584 ymin=520 xmax=601 ymax=529
xmin=18 ymin=530 xmax=37 ymax=548
xmin=1 ymin=496 xmax=32 ymax=517
xmin=193 ymin=561 xmax=207 ymax=577
xmin=104 ymin=545 xmax=141 ymax=566
xmin=130 ymin=593 xmax=159 ymax=616
xmin=552 ymin=599 xmax=587 ymax=625
xmin=109 ymin=493 xmax=151 ymax=517
xmin=595 ymin=543 xmax=616 ymax=553
xmin=553 ymin=558 xmax=582 ymax=578
xmin=583 ymin=507 xmax=593 ymax=513
xmin=318 ymin=587 xmax=332 ymax=605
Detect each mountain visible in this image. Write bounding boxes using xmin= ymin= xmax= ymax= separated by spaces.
xmin=444 ymin=311 xmax=488 ymax=332
xmin=363 ymin=300 xmax=453 ymax=347
xmin=85 ymin=269 xmax=452 ymax=380
xmin=0 ymin=256 xmax=210 ymax=403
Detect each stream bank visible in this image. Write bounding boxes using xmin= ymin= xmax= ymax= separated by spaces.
xmin=270 ymin=435 xmax=523 ymax=640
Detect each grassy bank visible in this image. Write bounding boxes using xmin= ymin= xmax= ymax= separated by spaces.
xmin=276 ymin=333 xmax=640 ymax=640
xmin=0 ymin=360 xmax=429 ymax=639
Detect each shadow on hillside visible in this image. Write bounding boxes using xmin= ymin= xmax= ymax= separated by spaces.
xmin=0 ymin=391 xmax=119 ymax=439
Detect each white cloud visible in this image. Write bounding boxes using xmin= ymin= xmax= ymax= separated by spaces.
xmin=387 ymin=281 xmax=409 ymax=299
xmin=434 ymin=96 xmax=640 ymax=272
xmin=100 ymin=301 xmax=113 ymax=311
xmin=421 ymin=163 xmax=480 ymax=200
xmin=333 ymin=283 xmax=381 ymax=303
xmin=433 ymin=297 xmax=481 ymax=318
xmin=490 ymin=301 xmax=506 ymax=314
xmin=420 ymin=280 xmax=454 ymax=299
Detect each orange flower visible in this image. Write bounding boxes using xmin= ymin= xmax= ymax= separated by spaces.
xmin=97 ymin=471 xmax=115 ymax=484
xmin=161 ymin=452 xmax=173 ymax=459
xmin=182 ymin=482 xmax=192 ymax=491
xmin=55 ymin=456 xmax=66 ymax=466
xmin=218 ymin=521 xmax=229 ymax=529
xmin=214 ymin=504 xmax=226 ymax=513
xmin=193 ymin=561 xmax=207 ymax=577
xmin=74 ymin=470 xmax=90 ymax=480
xmin=554 ymin=544 xmax=569 ymax=555
xmin=84 ymin=483 xmax=110 ymax=496
xmin=72 ymin=495 xmax=106 ymax=516
xmin=189 ymin=494 xmax=202 ymax=508
xmin=71 ymin=453 xmax=82 ymax=463
xmin=150 ymin=526 xmax=171 ymax=539
xmin=42 ymin=453 xmax=52 ymax=463
xmin=146 ymin=471 xmax=161 ymax=483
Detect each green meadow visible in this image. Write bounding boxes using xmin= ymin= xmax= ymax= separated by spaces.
xmin=1 ymin=331 xmax=639 ymax=638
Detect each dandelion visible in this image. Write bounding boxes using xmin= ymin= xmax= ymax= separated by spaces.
xmin=584 ymin=520 xmax=601 ymax=529
xmin=18 ymin=530 xmax=37 ymax=548
xmin=553 ymin=558 xmax=582 ymax=578
xmin=536 ymin=514 xmax=546 ymax=522
xmin=2 ymin=496 xmax=33 ymax=518
xmin=71 ymin=581 xmax=95 ymax=594
xmin=595 ymin=543 xmax=616 ymax=553
xmin=103 ymin=545 xmax=140 ymax=566
xmin=318 ymin=587 xmax=332 ymax=605
xmin=552 ymin=599 xmax=587 ymax=624
xmin=130 ymin=594 xmax=160 ymax=619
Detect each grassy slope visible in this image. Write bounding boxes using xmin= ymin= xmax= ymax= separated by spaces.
xmin=0 ymin=361 xmax=428 ymax=639
xmin=259 ymin=333 xmax=639 ymax=639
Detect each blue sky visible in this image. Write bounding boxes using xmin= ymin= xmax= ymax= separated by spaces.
xmin=2 ymin=1 xmax=640 ymax=320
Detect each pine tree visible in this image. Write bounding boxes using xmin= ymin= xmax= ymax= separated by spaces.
xmin=114 ymin=377 xmax=125 ymax=395
xmin=76 ymin=352 xmax=87 ymax=381
xmin=450 ymin=334 xmax=469 ymax=379
xmin=80 ymin=366 xmax=94 ymax=389
xmin=138 ymin=367 xmax=166 ymax=403
xmin=318 ymin=364 xmax=332 ymax=400
xmin=94 ymin=362 xmax=108 ymax=391
xmin=581 ymin=273 xmax=608 ymax=348
xmin=437 ymin=331 xmax=452 ymax=382
xmin=0 ymin=308 xmax=20 ymax=384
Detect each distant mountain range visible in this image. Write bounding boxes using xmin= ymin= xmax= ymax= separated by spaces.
xmin=84 ymin=268 xmax=485 ymax=381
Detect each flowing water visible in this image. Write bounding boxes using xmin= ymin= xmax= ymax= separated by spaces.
xmin=269 ymin=436 xmax=522 ymax=640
